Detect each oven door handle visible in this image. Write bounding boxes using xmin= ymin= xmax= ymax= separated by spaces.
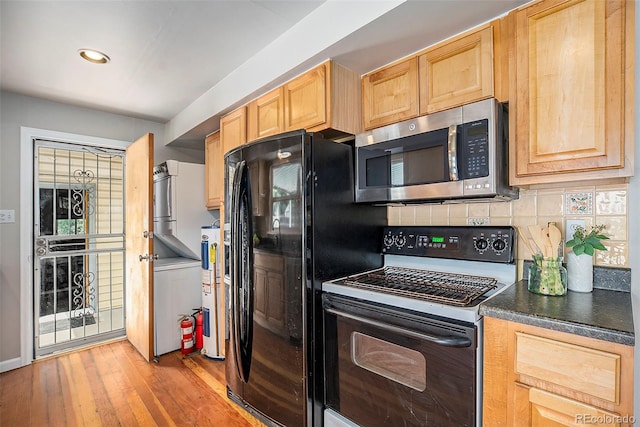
xmin=325 ymin=306 xmax=472 ymax=348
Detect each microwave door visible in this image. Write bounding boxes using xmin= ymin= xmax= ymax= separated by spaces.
xmin=356 ymin=127 xmax=452 ymax=203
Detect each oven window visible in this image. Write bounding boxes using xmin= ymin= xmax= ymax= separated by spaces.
xmin=351 ymin=332 xmax=426 ymax=392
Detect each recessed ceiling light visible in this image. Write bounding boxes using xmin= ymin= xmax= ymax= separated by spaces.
xmin=78 ymin=49 xmax=110 ymax=64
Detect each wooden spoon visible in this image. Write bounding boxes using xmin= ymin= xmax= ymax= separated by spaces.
xmin=541 ymin=226 xmax=554 ymax=257
xmin=528 ymin=224 xmax=549 ymax=257
xmin=547 ymin=223 xmax=562 ymax=258
xmin=516 ymin=226 xmax=536 ymax=254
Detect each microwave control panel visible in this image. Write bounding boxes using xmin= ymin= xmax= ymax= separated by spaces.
xmin=459 ymin=119 xmax=489 ymax=179
xmin=382 ymin=226 xmax=515 ymax=264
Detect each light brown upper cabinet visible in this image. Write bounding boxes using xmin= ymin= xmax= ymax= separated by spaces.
xmin=418 ymin=25 xmax=495 ymax=115
xmin=362 ymin=57 xmax=419 ymax=130
xmin=248 ymin=87 xmax=285 ymax=142
xmin=243 ymin=60 xmax=360 ymax=143
xmin=221 ymin=106 xmax=247 ymax=157
xmin=510 ymin=0 xmax=635 ymax=185
xmin=284 ymin=65 xmax=326 ymax=131
xmin=205 ymin=131 xmax=222 ymax=209
xmin=361 ymin=21 xmax=505 ymax=131
xmin=283 ymin=60 xmax=361 ymax=137
xmin=216 ymin=106 xmax=246 ymax=207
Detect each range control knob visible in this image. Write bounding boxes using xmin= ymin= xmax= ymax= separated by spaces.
xmin=475 ymin=238 xmax=489 ymax=251
xmin=396 ymin=235 xmax=407 ymax=248
xmin=493 ymin=238 xmax=507 ymax=252
xmin=383 ymin=234 xmax=395 ymax=248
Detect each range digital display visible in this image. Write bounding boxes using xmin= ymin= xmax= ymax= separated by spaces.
xmin=431 ymin=236 xmax=445 ymax=243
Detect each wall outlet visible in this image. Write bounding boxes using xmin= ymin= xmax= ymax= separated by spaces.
xmin=566 ymin=219 xmax=585 ymax=239
xmin=0 ymin=209 xmax=15 ymax=223
xmin=468 ymin=217 xmax=490 ymax=226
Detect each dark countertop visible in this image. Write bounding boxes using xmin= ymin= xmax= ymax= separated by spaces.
xmin=479 ymin=280 xmax=635 ymax=346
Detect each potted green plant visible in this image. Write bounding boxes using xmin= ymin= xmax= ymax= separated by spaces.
xmin=565 ymin=224 xmax=609 ymax=292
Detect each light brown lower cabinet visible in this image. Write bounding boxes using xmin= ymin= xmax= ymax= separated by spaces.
xmin=483 ymin=317 xmax=634 ymax=427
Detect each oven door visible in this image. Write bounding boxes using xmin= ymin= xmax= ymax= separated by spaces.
xmin=323 ymin=293 xmax=478 ymax=427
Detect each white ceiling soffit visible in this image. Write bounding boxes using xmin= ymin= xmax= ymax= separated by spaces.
xmin=166 ymin=0 xmax=528 ymax=146
xmin=166 ymin=0 xmax=405 ymax=145
xmin=0 ymin=0 xmax=326 ymax=123
xmin=1 ymin=0 xmax=529 ymax=148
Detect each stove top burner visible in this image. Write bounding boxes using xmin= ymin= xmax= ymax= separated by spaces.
xmin=338 ymin=266 xmax=498 ymax=307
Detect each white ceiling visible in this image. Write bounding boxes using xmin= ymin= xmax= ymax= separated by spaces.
xmin=1 ymin=0 xmax=528 ymax=148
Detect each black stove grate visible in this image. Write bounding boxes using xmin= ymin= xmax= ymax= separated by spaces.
xmin=340 ymin=266 xmax=497 ymax=307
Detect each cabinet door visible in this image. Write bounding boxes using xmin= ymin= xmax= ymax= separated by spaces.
xmin=221 ymin=106 xmax=247 ymax=157
xmin=484 ymin=318 xmax=634 ymax=427
xmin=204 ymin=131 xmax=222 ymax=209
xmin=419 ymin=26 xmax=493 ymax=115
xmin=253 ymin=252 xmax=286 ymax=335
xmin=284 ymin=64 xmax=327 ymax=131
xmin=248 ymin=87 xmax=284 ymax=142
xmin=517 ymin=385 xmax=623 ymax=427
xmin=254 ymin=266 xmax=267 ymax=317
xmin=362 ymin=57 xmax=418 ymax=130
xmin=512 ymin=0 xmax=630 ymax=182
xmin=266 ymin=271 xmax=284 ymax=328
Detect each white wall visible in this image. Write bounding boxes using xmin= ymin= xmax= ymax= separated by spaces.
xmin=0 ymin=91 xmax=205 ymax=365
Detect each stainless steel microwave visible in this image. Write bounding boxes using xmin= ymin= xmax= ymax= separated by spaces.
xmin=355 ymin=98 xmax=518 ymax=204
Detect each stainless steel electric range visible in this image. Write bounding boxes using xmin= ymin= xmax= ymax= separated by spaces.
xmin=322 ymin=225 xmax=517 ymax=427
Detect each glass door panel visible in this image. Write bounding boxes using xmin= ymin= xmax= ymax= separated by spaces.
xmin=34 ymin=140 xmax=126 ymax=356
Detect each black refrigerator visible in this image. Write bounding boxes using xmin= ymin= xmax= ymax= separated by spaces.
xmin=224 ymin=130 xmax=385 ymax=427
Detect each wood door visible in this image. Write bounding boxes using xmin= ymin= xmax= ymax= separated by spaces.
xmin=221 ymin=106 xmax=247 ymax=156
xmin=520 ymin=386 xmax=623 ymax=427
xmin=284 ymin=64 xmax=327 ymax=131
xmin=125 ymin=133 xmax=154 ymax=362
xmin=362 ymin=57 xmax=418 ymax=130
xmin=419 ymin=25 xmax=494 ymax=115
xmin=512 ymin=0 xmax=630 ymax=183
xmin=248 ymin=87 xmax=284 ymax=142
xmin=205 ymin=131 xmax=222 ymax=209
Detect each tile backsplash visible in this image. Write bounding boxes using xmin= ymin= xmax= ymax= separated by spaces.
xmin=388 ymin=183 xmax=629 ymax=278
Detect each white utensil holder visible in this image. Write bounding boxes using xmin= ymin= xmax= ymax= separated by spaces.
xmin=566 ymin=252 xmax=593 ymax=293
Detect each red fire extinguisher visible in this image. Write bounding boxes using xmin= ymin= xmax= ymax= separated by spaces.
xmin=192 ymin=308 xmax=203 ymax=351
xmin=180 ymin=315 xmax=194 ymax=355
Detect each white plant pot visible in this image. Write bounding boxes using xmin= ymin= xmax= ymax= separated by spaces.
xmin=566 ymin=252 xmax=594 ymax=293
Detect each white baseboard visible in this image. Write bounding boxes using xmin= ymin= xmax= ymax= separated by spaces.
xmin=0 ymin=357 xmax=26 ymax=374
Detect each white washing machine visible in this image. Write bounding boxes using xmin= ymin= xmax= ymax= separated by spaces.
xmin=154 ymin=258 xmax=202 ymax=357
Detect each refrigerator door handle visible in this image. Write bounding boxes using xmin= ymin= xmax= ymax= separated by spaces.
xmin=230 ymin=160 xmax=244 ymax=382
xmin=231 ymin=160 xmax=254 ymax=383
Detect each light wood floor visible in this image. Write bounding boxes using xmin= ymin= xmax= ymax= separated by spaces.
xmin=0 ymin=339 xmax=265 ymax=426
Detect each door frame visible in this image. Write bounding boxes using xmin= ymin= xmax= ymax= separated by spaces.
xmin=18 ymin=127 xmax=129 ymax=370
